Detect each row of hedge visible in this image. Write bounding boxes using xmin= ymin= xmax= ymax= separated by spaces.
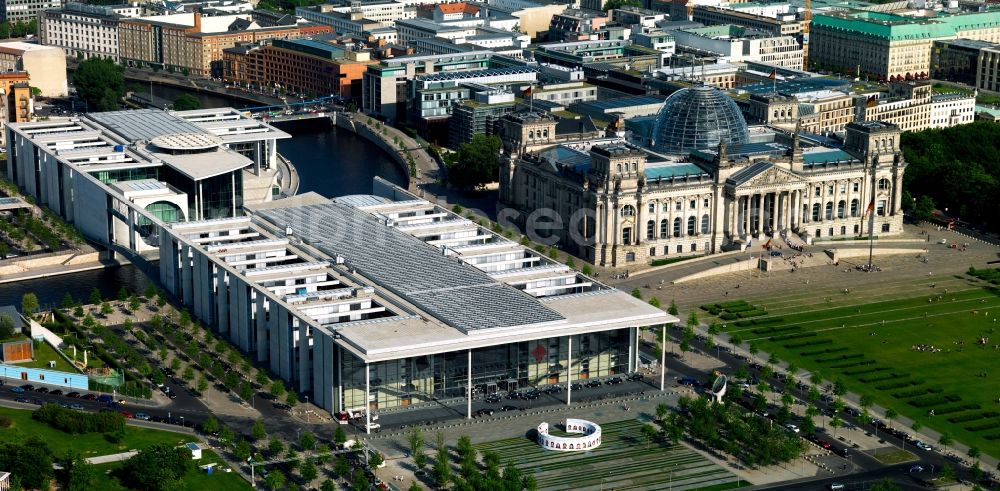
xmin=816 ymin=353 xmax=864 ymax=364
xmin=770 ymin=332 xmax=816 ymax=342
xmin=909 ymin=394 xmax=962 ymax=408
xmin=858 ymin=372 xmax=904 ymax=383
xmin=892 ymin=387 xmax=942 ymax=399
xmin=874 ymin=379 xmax=920 ymax=391
xmin=830 ymin=359 xmax=876 ymax=370
xmin=800 ymin=346 xmax=850 ymax=357
xmin=734 ymin=317 xmax=785 ymax=328
xmin=785 ymin=339 xmax=833 ymax=349
xmin=752 ymin=325 xmax=800 ymax=335
xmin=32 ymin=403 xmax=125 ymax=434
xmin=948 ymin=411 xmax=1000 ymax=424
xmin=843 ymin=366 xmax=889 ymax=376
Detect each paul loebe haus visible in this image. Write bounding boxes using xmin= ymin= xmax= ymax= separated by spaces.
xmin=160 ymin=181 xmax=674 ymax=425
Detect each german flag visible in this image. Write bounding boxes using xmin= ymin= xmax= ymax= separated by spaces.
xmin=768 ymin=68 xmax=777 ymax=80
xmin=864 ymin=200 xmax=875 ymax=217
xmin=522 ymin=86 xmax=532 ymax=98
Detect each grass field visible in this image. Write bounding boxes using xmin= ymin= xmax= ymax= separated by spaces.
xmin=93 ymin=449 xmax=249 ymax=491
xmin=476 ymin=420 xmax=741 ymax=491
xmin=704 ymin=273 xmax=1000 ymax=458
xmin=0 ymin=406 xmax=196 ymax=459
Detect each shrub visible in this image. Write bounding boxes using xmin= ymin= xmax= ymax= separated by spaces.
xmin=965 ymin=420 xmax=1000 ymax=432
xmin=784 ymin=339 xmax=834 ymax=349
xmin=829 ymin=359 xmax=874 ymax=369
xmin=32 ymin=404 xmax=125 ymax=434
xmin=719 ymin=312 xmax=738 ymax=320
xmin=717 ymin=300 xmax=751 ymax=310
xmin=800 ymin=347 xmax=850 ymax=356
xmin=874 ymin=379 xmax=919 ymax=391
xmin=933 ymin=404 xmax=981 ymax=416
xmin=949 ymin=411 xmax=999 ymax=424
xmin=0 ymin=415 xmax=11 ymax=428
xmin=769 ymin=332 xmax=816 ymax=342
xmin=908 ymin=396 xmax=952 ymax=408
xmin=736 ymin=309 xmax=768 ymax=319
xmin=816 ymin=353 xmax=864 ymax=364
xmin=843 ymin=366 xmax=888 ymax=376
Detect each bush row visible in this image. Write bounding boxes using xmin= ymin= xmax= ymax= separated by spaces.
xmin=983 ymin=433 xmax=1000 ymax=441
xmin=751 ymin=325 xmax=800 ymax=335
xmin=734 ymin=317 xmax=785 ymax=328
xmin=785 ymin=339 xmax=833 ymax=349
xmin=908 ymin=394 xmax=961 ymax=408
xmin=892 ymin=387 xmax=942 ymax=399
xmin=816 ymin=353 xmax=864 ymax=364
xmin=874 ymin=379 xmax=920 ymax=391
xmin=770 ymin=332 xmax=817 ymax=342
xmin=800 ymin=346 xmax=850 ymax=357
xmin=32 ymin=403 xmax=125 ymax=434
xmin=830 ymin=359 xmax=875 ymax=370
xmin=949 ymin=411 xmax=1000 ymax=424
xmin=966 ymin=420 xmax=1000 ymax=432
xmin=737 ymin=309 xmax=768 ymax=319
xmin=933 ymin=404 xmax=981 ymax=416
xmin=843 ymin=366 xmax=888 ymax=376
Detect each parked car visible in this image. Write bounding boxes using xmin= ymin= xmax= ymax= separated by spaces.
xmin=66 ymin=392 xmax=81 ymax=398
xmin=627 ymin=373 xmax=644 ymax=382
xmin=81 ymin=393 xmax=97 ymax=400
xmin=915 ymin=441 xmax=933 ymax=451
xmin=833 ymin=447 xmax=849 ymax=458
xmin=679 ymin=377 xmax=699 ymax=386
xmin=134 ymin=412 xmax=151 ymax=421
xmin=817 ymin=439 xmax=832 ymax=449
xmin=499 ymin=405 xmax=519 ymax=412
xmin=14 ymin=396 xmax=29 ymax=403
xmin=909 ymin=465 xmax=924 ymax=473
xmin=35 ymin=387 xmax=49 ymax=394
xmin=49 ymin=389 xmax=62 ymax=396
xmin=484 ymin=394 xmax=501 ymax=404
xmin=571 ymin=383 xmax=584 ymax=391
xmin=476 ymin=408 xmax=495 ymax=417
xmin=9 ymin=387 xmax=24 ymax=393
xmin=829 ymin=484 xmax=845 ymax=491
xmin=21 ymin=384 xmax=34 ymax=391
xmin=96 ymin=394 xmax=114 ymax=404
xmin=69 ymin=403 xmax=84 ymax=410
xmin=784 ymin=423 xmax=800 ymax=433
xmin=584 ymin=380 xmax=602 ymax=388
xmin=605 ymin=377 xmax=624 ymax=385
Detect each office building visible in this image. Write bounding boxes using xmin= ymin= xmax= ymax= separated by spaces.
xmin=407 ymin=66 xmax=537 ymax=136
xmin=6 ymin=109 xmax=290 ymax=251
xmin=532 ymin=40 xmax=664 ymax=71
xmin=931 ymin=38 xmax=1000 ymax=92
xmin=0 ymin=41 xmax=67 ymax=97
xmin=223 ymin=39 xmax=376 ymax=99
xmin=691 ymin=5 xmax=801 ymax=38
xmin=0 ymin=0 xmax=60 ymax=23
xmin=672 ymin=24 xmax=804 ymax=69
xmin=854 ymin=80 xmax=975 ymax=131
xmin=39 ymin=2 xmax=123 ymax=61
xmin=448 ymin=86 xmax=517 ymax=147
xmin=570 ymin=95 xmax=667 ymax=121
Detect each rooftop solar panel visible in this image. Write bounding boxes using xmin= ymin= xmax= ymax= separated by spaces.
xmin=257 ymin=203 xmax=564 ymax=332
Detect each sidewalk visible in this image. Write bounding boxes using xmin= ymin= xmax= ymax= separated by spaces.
xmin=86 ymin=451 xmax=137 ymax=464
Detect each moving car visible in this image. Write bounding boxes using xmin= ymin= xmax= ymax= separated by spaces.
xmin=499 ymin=405 xmax=519 ymax=412
xmin=484 ymin=394 xmax=501 ymax=404
xmin=909 ymin=465 xmax=924 ymax=473
xmin=134 ymin=412 xmax=151 ymax=420
xmin=829 ymin=484 xmax=845 ymax=491
xmin=784 ymin=424 xmax=800 ymax=433
xmin=476 ymin=408 xmax=495 ymax=417
xmin=9 ymin=387 xmax=24 ymax=393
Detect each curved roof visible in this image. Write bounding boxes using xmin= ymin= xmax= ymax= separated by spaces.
xmin=651 ymin=86 xmax=750 ymax=155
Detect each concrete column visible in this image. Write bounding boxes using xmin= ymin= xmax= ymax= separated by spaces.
xmin=743 ymin=196 xmax=750 ymax=236
xmin=365 ymin=364 xmax=371 ymax=435
xmin=660 ymin=323 xmax=666 ymax=391
xmin=757 ymin=194 xmax=764 ymax=235
xmin=466 ymin=349 xmax=472 ymax=420
xmin=337 ymin=345 xmax=344 ymax=413
xmin=566 ymin=336 xmax=573 ymax=406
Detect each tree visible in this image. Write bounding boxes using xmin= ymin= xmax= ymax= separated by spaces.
xmin=88 ymin=288 xmax=102 ymax=305
xmin=21 ymin=292 xmax=38 ymax=317
xmin=641 ymin=423 xmax=658 ymax=448
xmin=913 ymin=195 xmax=935 ymax=221
xmin=0 ymin=21 xmax=9 ymax=39
xmin=446 ymin=134 xmax=501 ymax=189
xmin=603 ymin=0 xmax=641 ymax=10
xmin=631 ymin=288 xmax=643 ymax=299
xmin=321 ymin=479 xmax=336 ymax=491
xmin=0 ymin=314 xmax=15 ymax=339
xmin=300 ymin=457 xmax=318 ymax=482
xmin=172 ymin=93 xmax=201 ymax=111
xmin=65 ymin=455 xmax=99 ymax=491
xmin=219 ymin=426 xmax=235 ymax=444
xmin=120 ymin=443 xmax=193 ymax=491
xmin=687 ymin=310 xmax=699 ymax=327
xmin=268 ymin=438 xmax=284 ymax=457
xmin=143 ymin=284 xmax=157 ymax=300
xmin=884 ymin=408 xmax=898 ymax=430
xmin=100 ymin=301 xmax=113 ymax=316
xmin=335 ymin=425 xmax=348 ymax=447
xmin=833 ymin=379 xmax=847 ymax=396
xmin=408 ymin=483 xmax=423 ymax=491
xmin=234 ymin=439 xmax=252 ymax=462
xmin=870 ymin=479 xmax=902 ymax=491
xmin=352 ymin=469 xmax=370 ymax=491
xmin=265 ymin=470 xmax=286 ymax=490
xmin=256 ymin=369 xmax=270 ymax=386
xmin=668 ymin=299 xmax=679 ymax=315
xmin=299 ymin=431 xmax=316 ymax=451
xmin=939 ymin=432 xmax=953 ymax=446
xmin=334 ymin=455 xmax=350 ymax=478
xmin=117 ymin=286 xmax=129 ymax=303
xmin=252 ymin=420 xmax=266 ymax=441
xmin=0 ymin=438 xmax=54 ymax=490
xmin=239 ymin=382 xmax=253 ymax=402
xmin=197 ymin=377 xmax=208 ymax=393
xmin=182 ymin=366 xmax=195 ymax=381
xmin=128 ymin=295 xmax=141 ymax=312
xmin=156 ymin=292 xmax=167 ymax=308
xmin=286 ymin=390 xmax=298 ymax=405
xmin=969 ymin=446 xmax=981 ymax=459
xmin=201 ymin=415 xmax=219 ymax=434
xmin=74 ymin=58 xmax=124 ymax=111
xmin=860 ymin=394 xmax=874 ymax=409
xmin=270 ymin=380 xmax=286 ymax=398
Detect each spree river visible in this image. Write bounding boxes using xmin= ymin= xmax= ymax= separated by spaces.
xmin=0 ymin=84 xmax=407 ymax=305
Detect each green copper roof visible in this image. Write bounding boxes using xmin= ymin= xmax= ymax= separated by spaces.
xmin=812 ymin=10 xmax=1000 ymax=41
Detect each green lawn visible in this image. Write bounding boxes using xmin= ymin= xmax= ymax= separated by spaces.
xmin=17 ymin=340 xmax=79 ymax=372
xmin=476 ymin=420 xmax=741 ymax=491
xmin=709 ymin=278 xmax=1000 ymax=458
xmin=92 ymin=450 xmax=249 ymax=491
xmin=0 ymin=407 xmax=196 ymax=459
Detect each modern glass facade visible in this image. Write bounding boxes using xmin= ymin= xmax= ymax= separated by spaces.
xmin=89 ymin=167 xmax=159 ymax=185
xmin=157 ymin=167 xmax=242 ymax=220
xmin=652 ymin=86 xmax=750 ymax=155
xmin=340 ymin=328 xmax=632 ymax=411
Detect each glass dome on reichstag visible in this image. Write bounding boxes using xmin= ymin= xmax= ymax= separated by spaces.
xmin=651 ymin=85 xmax=750 ymax=155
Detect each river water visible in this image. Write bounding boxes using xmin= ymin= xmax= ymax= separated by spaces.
xmin=0 ymin=84 xmax=407 ymax=306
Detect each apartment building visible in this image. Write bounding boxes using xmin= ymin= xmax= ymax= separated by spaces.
xmin=223 ymin=38 xmax=376 ymax=98
xmin=39 ymin=2 xmax=122 ymax=61
xmin=0 ymin=0 xmax=60 ymax=23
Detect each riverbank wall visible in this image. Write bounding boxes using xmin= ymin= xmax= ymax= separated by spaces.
xmin=0 ymin=249 xmax=118 ymax=284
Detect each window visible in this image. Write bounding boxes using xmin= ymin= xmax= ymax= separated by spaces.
xmin=827 ymin=185 xmax=834 ymax=195
xmin=839 ymin=184 xmax=846 ymax=193
xmin=701 ymin=214 xmax=710 ymax=234
xmin=837 ymin=200 xmax=846 ymax=219
xmin=616 ymin=164 xmax=622 ymax=173
xmin=646 ymin=220 xmax=655 ymax=240
xmin=632 ymin=163 xmax=637 ymax=172
xmin=825 ymin=202 xmax=833 ymax=220
xmin=649 ymin=247 xmax=656 ymax=257
xmin=811 ymin=203 xmax=820 ymax=221
xmin=876 ymin=200 xmax=887 ymax=216
xmin=691 ymin=243 xmax=697 ymax=252
xmin=621 ymin=205 xmax=635 ymax=217
xmin=878 ymin=178 xmax=890 ymax=190
xmin=659 ymin=219 xmax=668 ymax=239
xmin=853 ymin=182 xmax=860 ymax=192
xmin=687 ymin=216 xmax=696 ymax=235
xmin=673 ymin=217 xmax=681 ymax=237
xmin=703 ymin=198 xmax=710 ymax=207
xmin=814 ymin=186 xmax=821 ymax=197
xmin=661 ymin=203 xmax=669 ymax=212
xmin=622 ymin=227 xmax=632 ymax=244
xmin=689 ymin=200 xmax=696 ymax=209
xmin=663 ymin=246 xmax=669 ymax=255
xmin=676 ymin=244 xmax=683 ymax=253
xmin=675 ymin=201 xmax=682 ymax=211
xmin=882 ymin=223 xmax=891 ymax=232
xmin=648 ymin=203 xmax=655 ymax=213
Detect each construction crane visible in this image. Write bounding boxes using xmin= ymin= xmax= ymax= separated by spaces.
xmin=803 ymin=0 xmax=812 ymax=67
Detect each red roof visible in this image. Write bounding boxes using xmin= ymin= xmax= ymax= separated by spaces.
xmin=437 ymin=3 xmax=480 ymax=15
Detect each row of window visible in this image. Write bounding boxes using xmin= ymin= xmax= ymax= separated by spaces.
xmin=641 ymin=215 xmax=711 ymax=240
xmin=621 ymin=198 xmax=711 ymax=217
